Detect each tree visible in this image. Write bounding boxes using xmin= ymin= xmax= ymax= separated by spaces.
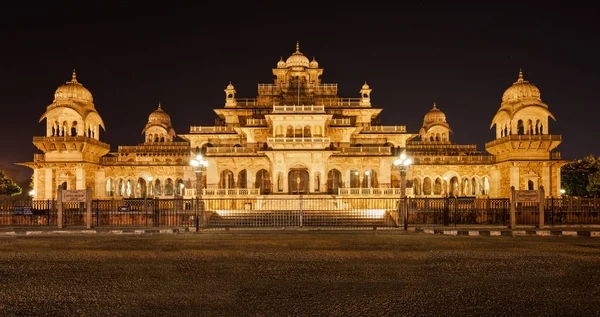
xmin=561 ymin=155 xmax=600 ymax=197
xmin=0 ymin=170 xmax=22 ymax=196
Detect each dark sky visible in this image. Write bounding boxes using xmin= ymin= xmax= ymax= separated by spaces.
xmin=1 ymin=2 xmax=598 ymax=183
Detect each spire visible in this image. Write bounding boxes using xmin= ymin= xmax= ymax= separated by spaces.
xmin=296 ymin=41 xmax=300 ymax=52
xmin=517 ymin=68 xmax=524 ymax=83
xmin=158 ymin=102 xmax=162 ymax=109
xmin=433 ymin=102 xmax=437 ymax=109
xmin=68 ymin=69 xmax=80 ymax=84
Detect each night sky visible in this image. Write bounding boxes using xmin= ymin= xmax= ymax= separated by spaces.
xmin=1 ymin=2 xmax=598 ymax=183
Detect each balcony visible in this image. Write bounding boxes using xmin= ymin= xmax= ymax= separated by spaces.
xmin=362 ymin=125 xmax=407 ymax=133
xmin=267 ymin=137 xmax=331 ymax=149
xmin=485 ymin=134 xmax=562 ymax=148
xmin=330 ymin=118 xmax=352 ymax=126
xmin=272 ymin=104 xmax=325 ymax=113
xmin=334 ymin=146 xmax=392 ymax=155
xmin=185 ymin=188 xmax=260 ymax=197
xmin=245 ymin=118 xmax=267 ymax=126
xmin=205 ymin=147 xmax=258 ymax=155
xmin=189 ymin=126 xmax=236 ymax=133
xmin=338 ymin=188 xmax=404 ymax=196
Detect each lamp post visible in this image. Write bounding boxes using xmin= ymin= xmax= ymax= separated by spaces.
xmin=394 ymin=151 xmax=412 ymax=231
xmin=190 ymin=154 xmax=208 ymax=232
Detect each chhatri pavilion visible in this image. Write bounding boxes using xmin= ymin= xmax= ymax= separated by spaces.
xmin=21 ymin=43 xmax=566 ymax=200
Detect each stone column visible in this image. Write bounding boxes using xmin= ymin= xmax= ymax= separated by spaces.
xmin=76 ymin=167 xmax=86 ymax=190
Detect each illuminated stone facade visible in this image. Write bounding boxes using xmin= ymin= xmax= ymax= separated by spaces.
xmin=21 ymin=44 xmax=566 ymax=199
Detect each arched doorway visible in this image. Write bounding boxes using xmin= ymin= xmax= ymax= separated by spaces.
xmin=136 ymin=177 xmax=147 ymax=198
xmin=288 ymin=168 xmax=309 ymax=194
xmin=255 ymin=169 xmax=271 ymax=195
xmin=327 ymin=169 xmax=342 ymax=194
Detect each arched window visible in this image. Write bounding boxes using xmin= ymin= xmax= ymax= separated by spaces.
xmin=176 ymin=179 xmax=184 ymax=196
xmin=154 ymin=179 xmax=162 ymax=196
xmin=220 ymin=170 xmax=235 ymax=189
xmin=434 ymin=178 xmax=442 ymax=195
xmin=165 ymin=178 xmax=174 ymax=196
xmin=304 ymin=125 xmax=311 ymax=137
xmin=286 ymin=125 xmax=294 ymax=137
xmin=482 ymin=177 xmax=490 ymax=195
xmin=517 ymin=120 xmax=524 ymax=135
xmin=117 ymin=179 xmax=124 ymax=196
xmin=349 ymin=169 xmax=360 ymax=188
xmin=126 ymin=180 xmax=132 ymax=197
xmin=275 ymin=125 xmax=283 ymax=137
xmin=105 ymin=178 xmax=114 ymax=197
xmin=528 ymin=180 xmax=535 ymax=190
xmin=423 ymin=177 xmax=432 ymax=195
xmin=71 ymin=121 xmax=77 ymax=136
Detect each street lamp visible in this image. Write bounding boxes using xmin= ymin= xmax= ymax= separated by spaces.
xmin=190 ymin=154 xmax=208 ymax=231
xmin=394 ymin=151 xmax=412 ymax=230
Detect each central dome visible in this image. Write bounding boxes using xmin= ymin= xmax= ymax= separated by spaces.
xmin=501 ymin=70 xmax=541 ymax=103
xmin=148 ymin=103 xmax=171 ymax=124
xmin=285 ymin=42 xmax=310 ymax=68
xmin=53 ymin=70 xmax=93 ymax=103
xmin=424 ymin=103 xmax=447 ymax=122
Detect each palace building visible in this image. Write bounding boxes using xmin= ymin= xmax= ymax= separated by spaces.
xmin=21 ymin=43 xmax=566 ymax=200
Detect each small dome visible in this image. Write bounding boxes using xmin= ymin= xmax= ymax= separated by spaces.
xmin=501 ymin=69 xmax=541 ymax=103
xmin=309 ymin=57 xmax=318 ymax=68
xmin=148 ymin=103 xmax=171 ymax=124
xmin=285 ymin=42 xmax=310 ymax=68
xmin=226 ymin=82 xmax=235 ymax=90
xmin=362 ymin=82 xmax=370 ymax=90
xmin=53 ymin=70 xmax=93 ymax=103
xmin=277 ymin=57 xmax=286 ymax=68
xmin=424 ymin=103 xmax=446 ymax=122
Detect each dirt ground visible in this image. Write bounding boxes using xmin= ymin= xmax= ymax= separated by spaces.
xmin=1 ymin=231 xmax=599 ymax=316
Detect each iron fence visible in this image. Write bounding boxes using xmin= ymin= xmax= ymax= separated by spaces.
xmin=1 ymin=196 xmax=599 ymax=229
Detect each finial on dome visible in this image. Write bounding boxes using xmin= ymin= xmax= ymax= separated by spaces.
xmin=296 ymin=41 xmax=300 ymax=52
xmin=68 ymin=69 xmax=79 ymax=84
xmin=517 ymin=68 xmax=524 ymax=83
xmin=433 ymin=102 xmax=437 ymax=109
xmin=158 ymin=102 xmax=162 ymax=109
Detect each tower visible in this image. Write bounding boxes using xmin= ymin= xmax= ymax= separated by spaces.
xmin=29 ymin=70 xmax=110 ymax=199
xmin=486 ymin=70 xmax=565 ymax=196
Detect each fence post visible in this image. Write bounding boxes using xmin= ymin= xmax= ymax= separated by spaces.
xmin=57 ymin=187 xmax=63 ymax=229
xmin=443 ymin=196 xmax=449 ymax=226
xmin=299 ymin=195 xmax=303 ymax=228
xmin=195 ymin=197 xmax=199 ymax=232
xmin=86 ymin=186 xmax=92 ymax=229
xmin=509 ymin=186 xmax=516 ymax=229
xmin=538 ymin=186 xmax=545 ymax=229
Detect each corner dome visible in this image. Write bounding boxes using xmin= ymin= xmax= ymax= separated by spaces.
xmin=309 ymin=57 xmax=319 ymax=68
xmin=148 ymin=103 xmax=171 ymax=124
xmin=424 ymin=103 xmax=446 ymax=123
xmin=501 ymin=70 xmax=541 ymax=103
xmin=277 ymin=57 xmax=286 ymax=68
xmin=53 ymin=70 xmax=93 ymax=103
xmin=285 ymin=42 xmax=310 ymax=68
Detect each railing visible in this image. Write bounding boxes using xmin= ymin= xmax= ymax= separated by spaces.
xmin=201 ymin=188 xmax=260 ymax=196
xmin=406 ymin=142 xmax=478 ymax=151
xmin=33 ymin=136 xmax=110 ymax=149
xmin=362 ymin=126 xmax=407 ymax=133
xmin=245 ymin=118 xmax=267 ymax=126
xmin=338 ymin=188 xmax=403 ymax=195
xmin=2 ymin=197 xmax=600 ymax=228
xmin=189 ymin=126 xmax=236 ymax=133
xmin=330 ymin=118 xmax=352 ymax=126
xmin=117 ymin=142 xmax=190 ymax=152
xmin=412 ymin=155 xmax=495 ymax=164
xmin=205 ymin=147 xmax=257 ymax=154
xmin=267 ymin=137 xmax=330 ymax=143
xmin=317 ymin=97 xmax=362 ymax=107
xmin=335 ymin=147 xmax=392 ymax=154
xmin=485 ymin=134 xmax=562 ymax=148
xmin=272 ymin=104 xmax=325 ymax=113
